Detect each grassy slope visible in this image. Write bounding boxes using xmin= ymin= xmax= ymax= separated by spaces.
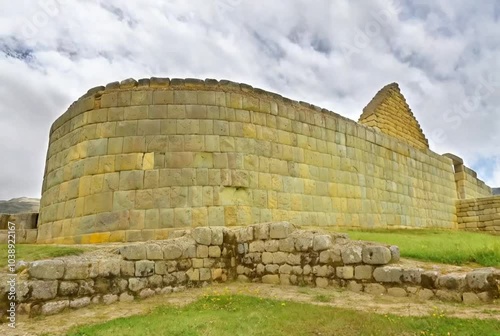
xmin=343 ymin=229 xmax=500 ymax=267
xmin=0 ymin=244 xmax=85 ymax=267
xmin=67 ymin=295 xmax=500 ymax=336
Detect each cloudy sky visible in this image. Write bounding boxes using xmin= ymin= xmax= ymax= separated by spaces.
xmin=0 ymin=0 xmax=499 ymax=199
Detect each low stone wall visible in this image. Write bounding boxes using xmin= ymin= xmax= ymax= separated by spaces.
xmin=2 ymin=223 xmax=498 ymax=320
xmin=457 ymin=196 xmax=500 ymax=233
xmin=0 ymin=213 xmax=38 ymax=244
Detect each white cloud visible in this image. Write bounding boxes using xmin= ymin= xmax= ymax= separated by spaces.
xmin=0 ymin=0 xmax=499 ymax=199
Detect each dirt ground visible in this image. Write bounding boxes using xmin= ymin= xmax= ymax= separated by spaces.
xmin=2 ymin=281 xmax=499 ymax=336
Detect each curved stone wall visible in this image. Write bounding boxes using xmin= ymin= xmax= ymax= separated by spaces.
xmin=38 ymin=78 xmax=458 ymax=244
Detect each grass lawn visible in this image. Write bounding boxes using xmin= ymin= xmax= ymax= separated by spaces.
xmin=0 ymin=244 xmax=86 ymax=268
xmin=67 ymin=295 xmax=500 ymax=336
xmin=339 ymin=229 xmax=500 ymax=267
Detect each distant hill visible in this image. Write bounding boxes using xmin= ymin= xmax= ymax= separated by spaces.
xmin=0 ymin=197 xmax=40 ymax=214
xmin=493 ymin=188 xmax=500 ymax=195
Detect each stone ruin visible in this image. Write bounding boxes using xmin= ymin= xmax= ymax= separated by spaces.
xmin=2 ymin=222 xmax=498 ymax=319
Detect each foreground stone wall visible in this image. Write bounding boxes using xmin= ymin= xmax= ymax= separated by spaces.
xmin=3 ymin=223 xmax=498 ymax=320
xmin=37 ymin=78 xmax=459 ymax=243
xmin=457 ymin=196 xmax=500 ymax=233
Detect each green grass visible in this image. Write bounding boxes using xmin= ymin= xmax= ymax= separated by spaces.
xmin=67 ymin=295 xmax=499 ymax=336
xmin=0 ymin=244 xmax=86 ymax=268
xmin=342 ymin=229 xmax=500 ymax=267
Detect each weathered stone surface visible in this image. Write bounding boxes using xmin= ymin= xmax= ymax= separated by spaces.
xmin=70 ymin=297 xmax=91 ymax=309
xmin=64 ymin=260 xmax=95 ymax=280
xmin=98 ymin=259 xmax=121 ymax=277
xmin=347 ymin=281 xmax=363 ymax=292
xmin=128 ymin=278 xmax=148 ymax=292
xmin=59 ymin=281 xmax=79 ymax=296
xmin=103 ymin=294 xmax=118 ymax=305
xmin=253 ymin=223 xmax=269 ymax=240
xmin=421 ymin=271 xmax=439 ymax=289
xmin=387 ymin=287 xmax=407 ymax=297
xmin=341 ymin=245 xmax=363 ymax=264
xmin=119 ymin=292 xmax=135 ymax=302
xmin=163 ymin=243 xmax=183 ymax=260
xmin=146 ymin=244 xmax=164 ymax=260
xmin=436 ymin=290 xmax=462 ymax=302
xmin=319 ymin=248 xmax=342 ymax=264
xmin=121 ymin=260 xmax=135 ymax=276
xmin=402 ymin=268 xmax=423 ymax=284
xmin=312 ymin=234 xmax=332 ymax=251
xmin=249 ymin=240 xmax=265 ymax=253
xmin=466 ymin=269 xmax=494 ymax=290
xmin=139 ymin=288 xmax=155 ymax=299
xmin=364 ymin=283 xmax=386 ymax=295
xmin=354 ymin=265 xmax=373 ymax=280
xmin=200 ymin=268 xmax=211 ymax=281
xmin=373 ymin=266 xmax=403 ymax=283
xmin=272 ymin=252 xmax=288 ymax=264
xmin=362 ymin=246 xmax=392 ymax=265
xmin=210 ymin=227 xmax=225 ymax=245
xmin=120 ymin=245 xmax=147 ymax=260
xmin=316 ymin=277 xmax=329 ymax=288
xmin=269 ymin=222 xmax=294 ymax=239
xmin=236 ymin=227 xmax=253 ymax=242
xmin=265 ymin=264 xmax=279 ymax=274
xmin=197 ymin=245 xmax=209 ymax=258
xmin=192 ymin=227 xmax=212 ymax=245
xmin=262 ymin=252 xmax=273 ymax=264
xmin=462 ymin=292 xmax=481 ymax=305
xmin=437 ymin=273 xmax=466 ymax=290
xmin=31 ymin=280 xmax=58 ymax=300
xmin=262 ymin=274 xmax=280 ymax=284
xmin=41 ymin=300 xmax=69 ymax=315
xmin=417 ymin=288 xmax=434 ymax=300
xmin=278 ymin=237 xmax=295 ymax=252
xmin=389 ymin=245 xmax=400 ymax=262
xmin=29 ymin=260 xmax=65 ymax=280
xmin=265 ymin=240 xmax=279 ymax=252
xmin=208 ymin=246 xmax=221 ymax=258
xmin=294 ymin=232 xmax=313 ymax=251
xmin=336 ymin=266 xmax=354 ymax=279
xmin=186 ymin=268 xmax=200 ymax=281
xmin=135 ymin=260 xmax=155 ymax=277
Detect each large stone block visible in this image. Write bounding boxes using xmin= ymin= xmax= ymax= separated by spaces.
xmin=164 ymin=243 xmax=183 ymax=260
xmin=313 ymin=234 xmax=332 ymax=251
xmin=341 ymin=245 xmax=363 ymax=264
xmin=192 ymin=227 xmax=212 ymax=245
xmin=120 ymin=245 xmax=147 ymax=260
xmin=31 ymin=280 xmax=58 ymax=300
xmin=362 ymin=246 xmax=392 ymax=265
xmin=29 ymin=260 xmax=65 ymax=280
xmin=269 ymin=222 xmax=294 ymax=239
xmin=373 ymin=266 xmax=403 ymax=283
xmin=466 ymin=269 xmax=495 ymax=290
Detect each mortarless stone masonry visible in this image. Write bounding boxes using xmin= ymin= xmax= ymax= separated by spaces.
xmin=13 ymin=77 xmax=491 ymax=243
xmin=2 ymin=223 xmax=498 ymax=320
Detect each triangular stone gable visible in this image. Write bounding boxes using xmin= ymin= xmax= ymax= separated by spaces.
xmin=359 ymin=83 xmax=429 ymax=150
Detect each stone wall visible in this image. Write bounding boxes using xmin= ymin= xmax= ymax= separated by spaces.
xmin=456 ymin=196 xmax=500 ymax=233
xmin=37 ymin=78 xmax=459 ymax=243
xmin=0 ymin=213 xmax=38 ymax=244
xmin=4 ymin=223 xmax=498 ymax=320
xmin=456 ymin=166 xmax=492 ymax=199
xmin=443 ymin=153 xmax=491 ymax=200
